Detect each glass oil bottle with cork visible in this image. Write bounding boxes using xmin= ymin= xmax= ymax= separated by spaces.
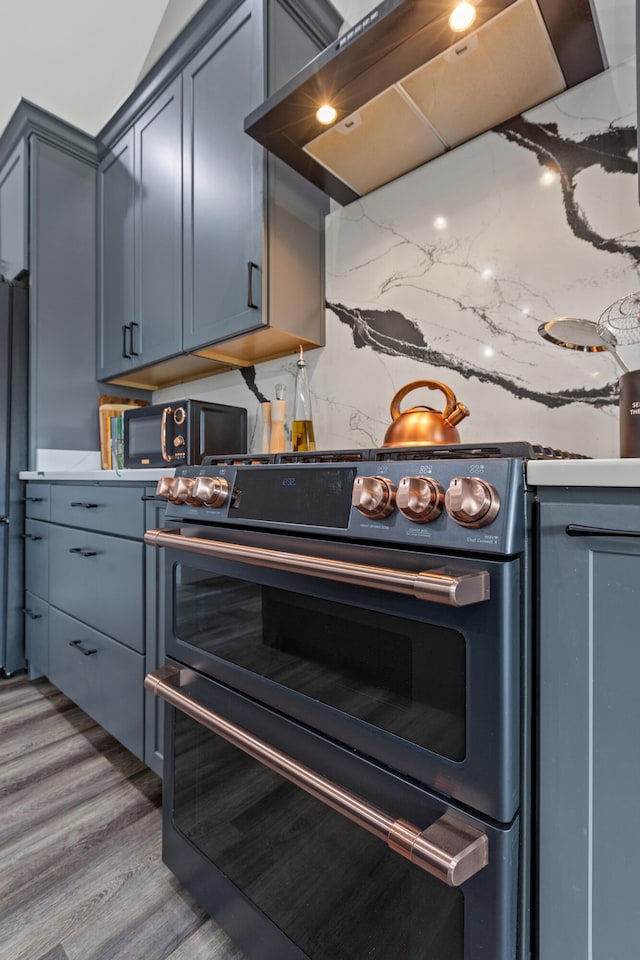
xmin=291 ymin=345 xmax=316 ymax=451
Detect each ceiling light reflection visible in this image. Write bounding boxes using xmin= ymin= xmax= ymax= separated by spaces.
xmin=449 ymin=2 xmax=477 ymax=32
xmin=316 ymin=104 xmax=337 ymax=124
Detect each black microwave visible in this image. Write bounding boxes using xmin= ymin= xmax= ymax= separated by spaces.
xmin=123 ymin=399 xmax=247 ymax=468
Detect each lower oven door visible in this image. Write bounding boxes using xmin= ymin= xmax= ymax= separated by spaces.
xmin=154 ymin=663 xmax=519 ymax=960
xmin=156 ymin=528 xmax=521 ymax=822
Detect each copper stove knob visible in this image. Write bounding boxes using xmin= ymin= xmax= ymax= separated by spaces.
xmin=171 ymin=476 xmax=200 ymax=505
xmin=156 ymin=476 xmax=177 ymax=501
xmin=444 ymin=476 xmax=500 ymax=528
xmin=397 ymin=476 xmax=444 ymax=523
xmin=192 ymin=476 xmax=230 ymax=508
xmin=352 ymin=476 xmax=397 ymax=520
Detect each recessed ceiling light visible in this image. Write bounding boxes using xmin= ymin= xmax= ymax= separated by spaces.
xmin=316 ymin=104 xmax=337 ymax=125
xmin=449 ymin=2 xmax=477 ymax=32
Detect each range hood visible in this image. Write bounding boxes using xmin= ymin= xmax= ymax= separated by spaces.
xmin=245 ymin=0 xmax=606 ymax=205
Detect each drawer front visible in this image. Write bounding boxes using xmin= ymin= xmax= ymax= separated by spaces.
xmin=24 ymin=591 xmax=49 ymax=677
xmin=50 ymin=484 xmax=145 ymax=537
xmin=49 ymin=608 xmax=144 ymax=759
xmin=49 ymin=525 xmax=144 ymax=652
xmin=25 ymin=483 xmax=50 ymax=521
xmin=25 ymin=519 xmax=49 ymax=600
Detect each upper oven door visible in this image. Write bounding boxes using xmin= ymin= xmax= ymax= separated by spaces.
xmin=157 ymin=526 xmax=521 ymax=823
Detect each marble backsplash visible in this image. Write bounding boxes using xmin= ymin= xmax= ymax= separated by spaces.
xmin=155 ymin=42 xmax=640 ymax=460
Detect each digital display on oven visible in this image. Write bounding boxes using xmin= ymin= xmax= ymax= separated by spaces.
xmin=232 ymin=467 xmax=358 ymax=527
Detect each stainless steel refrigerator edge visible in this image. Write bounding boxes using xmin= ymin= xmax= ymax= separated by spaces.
xmin=0 ymin=276 xmax=28 ymax=676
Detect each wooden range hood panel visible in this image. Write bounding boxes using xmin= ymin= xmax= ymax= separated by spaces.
xmin=244 ymin=0 xmax=606 ymax=205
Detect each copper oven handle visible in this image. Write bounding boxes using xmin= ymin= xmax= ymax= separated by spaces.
xmin=160 ymin=407 xmax=172 ymax=463
xmin=145 ymin=665 xmax=489 ymax=886
xmin=144 ymin=528 xmax=490 ymax=607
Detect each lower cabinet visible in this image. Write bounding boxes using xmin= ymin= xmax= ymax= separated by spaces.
xmin=23 ymin=480 xmax=166 ymax=773
xmin=537 ymin=487 xmax=640 ymax=960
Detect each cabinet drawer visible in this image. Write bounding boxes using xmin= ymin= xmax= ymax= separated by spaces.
xmin=24 ymin=591 xmax=49 ymax=677
xmin=49 ymin=607 xmax=144 ymax=759
xmin=25 ymin=483 xmax=50 ymax=521
xmin=25 ymin=519 xmax=49 ymax=600
xmin=49 ymin=525 xmax=144 ymax=652
xmin=50 ymin=484 xmax=145 ymax=537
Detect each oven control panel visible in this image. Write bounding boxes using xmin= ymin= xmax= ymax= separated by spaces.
xmin=157 ymin=457 xmax=526 ymax=555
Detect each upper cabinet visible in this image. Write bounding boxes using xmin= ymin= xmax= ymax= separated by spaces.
xmin=0 ymin=140 xmax=27 ymax=280
xmin=244 ymin=0 xmax=607 ymax=205
xmin=182 ymin=5 xmax=263 ymax=352
xmin=97 ymin=0 xmax=339 ymax=391
xmin=0 ymin=102 xmax=105 ymax=461
xmin=98 ymin=79 xmax=183 ymax=381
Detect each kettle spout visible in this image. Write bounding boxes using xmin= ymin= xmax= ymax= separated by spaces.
xmin=444 ymin=402 xmax=470 ymax=428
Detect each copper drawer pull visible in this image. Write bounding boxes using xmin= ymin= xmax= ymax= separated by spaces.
xmin=144 ymin=528 xmax=489 ymax=607
xmin=145 ymin=665 xmax=489 ymax=886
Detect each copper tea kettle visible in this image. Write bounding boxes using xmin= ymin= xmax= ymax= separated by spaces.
xmin=382 ymin=380 xmax=470 ymax=448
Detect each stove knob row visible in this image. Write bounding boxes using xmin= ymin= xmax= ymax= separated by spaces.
xmin=156 ymin=476 xmax=230 ymax=508
xmin=352 ymin=475 xmax=500 ymax=527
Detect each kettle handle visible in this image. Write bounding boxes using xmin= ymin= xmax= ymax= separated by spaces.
xmin=390 ymin=380 xmax=458 ymax=421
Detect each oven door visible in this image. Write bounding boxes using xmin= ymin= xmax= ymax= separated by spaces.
xmin=152 ymin=525 xmax=521 ymax=823
xmin=152 ymin=663 xmax=519 ymax=960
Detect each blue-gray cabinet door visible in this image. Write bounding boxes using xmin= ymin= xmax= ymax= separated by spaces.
xmin=134 ymin=76 xmax=183 ymax=367
xmin=0 ymin=140 xmax=27 ymax=280
xmin=538 ymin=496 xmax=640 ymax=960
xmin=97 ymin=129 xmax=135 ymax=379
xmin=182 ymin=0 xmax=264 ymax=351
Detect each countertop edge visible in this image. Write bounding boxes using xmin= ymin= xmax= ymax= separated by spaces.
xmin=527 ymin=459 xmax=640 ymax=487
xmin=19 ymin=469 xmax=175 ymax=482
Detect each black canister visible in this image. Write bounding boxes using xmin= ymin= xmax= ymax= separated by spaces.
xmin=619 ymin=370 xmax=640 ymax=457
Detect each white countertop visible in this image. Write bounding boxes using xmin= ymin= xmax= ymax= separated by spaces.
xmin=19 ymin=468 xmax=173 ymax=482
xmin=527 ymin=459 xmax=640 ymax=487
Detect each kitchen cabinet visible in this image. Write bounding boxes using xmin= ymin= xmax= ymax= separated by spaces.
xmin=0 ymin=139 xmax=27 ymax=280
xmin=97 ymin=80 xmax=183 ymax=381
xmin=97 ymin=130 xmax=135 ymax=379
xmin=97 ymin=0 xmax=334 ymax=390
xmin=0 ymin=102 xmax=110 ymax=460
xmin=23 ymin=480 xmax=166 ymax=768
xmin=537 ymin=487 xmax=640 ymax=960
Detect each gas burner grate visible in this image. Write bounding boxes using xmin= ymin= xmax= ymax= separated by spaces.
xmin=275 ymin=449 xmax=370 ymax=464
xmin=201 ymin=453 xmax=275 ymax=466
xmin=373 ymin=442 xmax=590 ymax=461
xmin=201 ymin=442 xmax=589 ymax=467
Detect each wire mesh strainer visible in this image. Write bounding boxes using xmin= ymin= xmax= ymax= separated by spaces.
xmin=596 ymin=292 xmax=640 ymax=347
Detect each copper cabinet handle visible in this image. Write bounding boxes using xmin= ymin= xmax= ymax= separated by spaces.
xmin=145 ymin=665 xmax=489 ymax=887
xmin=144 ymin=528 xmax=490 ymax=607
xmin=161 ymin=407 xmax=172 ymax=463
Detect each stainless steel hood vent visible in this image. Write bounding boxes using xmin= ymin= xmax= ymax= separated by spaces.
xmin=245 ymin=0 xmax=606 ymax=205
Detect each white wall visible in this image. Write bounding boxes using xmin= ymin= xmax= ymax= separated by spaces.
xmin=0 ymin=0 xmax=171 ymax=136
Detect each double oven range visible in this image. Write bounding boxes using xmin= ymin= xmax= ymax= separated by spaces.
xmin=145 ymin=441 xmax=580 ymax=960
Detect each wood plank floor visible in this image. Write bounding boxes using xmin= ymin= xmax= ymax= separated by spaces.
xmin=0 ymin=674 xmax=246 ymax=960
